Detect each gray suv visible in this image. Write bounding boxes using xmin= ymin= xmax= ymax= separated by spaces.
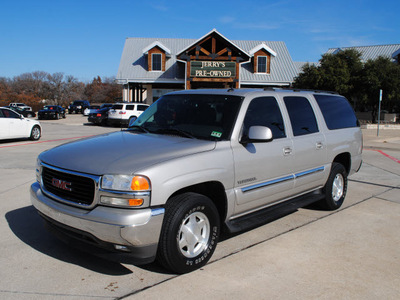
xmin=31 ymin=88 xmax=362 ymax=273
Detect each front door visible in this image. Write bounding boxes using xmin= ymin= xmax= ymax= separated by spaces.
xmin=232 ymin=97 xmax=294 ymax=216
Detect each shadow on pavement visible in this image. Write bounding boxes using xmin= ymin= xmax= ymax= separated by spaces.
xmin=5 ymin=205 xmax=134 ymax=275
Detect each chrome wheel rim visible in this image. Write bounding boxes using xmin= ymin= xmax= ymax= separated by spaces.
xmin=178 ymin=211 xmax=210 ymax=258
xmin=332 ymin=173 xmax=344 ymax=202
xmin=32 ymin=128 xmax=40 ymax=139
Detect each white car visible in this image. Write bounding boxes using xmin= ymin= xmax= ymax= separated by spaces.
xmin=107 ymin=103 xmax=149 ymax=126
xmin=9 ymin=102 xmax=33 ymax=111
xmin=0 ymin=107 xmax=41 ymax=140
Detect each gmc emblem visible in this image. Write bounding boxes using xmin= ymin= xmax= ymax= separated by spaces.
xmin=51 ymin=178 xmax=72 ymax=192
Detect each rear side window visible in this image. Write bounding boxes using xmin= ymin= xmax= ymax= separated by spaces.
xmin=284 ymin=96 xmax=319 ymax=136
xmin=137 ymin=105 xmax=148 ymax=111
xmin=126 ymin=105 xmax=135 ymax=110
xmin=314 ymin=95 xmax=359 ymax=129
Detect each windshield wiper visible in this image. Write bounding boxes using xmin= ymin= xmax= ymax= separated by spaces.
xmin=126 ymin=125 xmax=150 ymax=133
xmin=154 ymin=128 xmax=196 ymax=139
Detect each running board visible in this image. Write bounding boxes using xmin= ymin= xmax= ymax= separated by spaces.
xmin=225 ymin=192 xmax=325 ymax=234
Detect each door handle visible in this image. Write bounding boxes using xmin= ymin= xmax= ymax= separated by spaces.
xmin=283 ymin=147 xmax=292 ymax=156
xmin=316 ymin=142 xmax=324 ymax=150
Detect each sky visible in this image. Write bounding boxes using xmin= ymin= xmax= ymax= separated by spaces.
xmin=0 ymin=0 xmax=399 ymax=82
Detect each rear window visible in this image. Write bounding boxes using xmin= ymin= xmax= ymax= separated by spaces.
xmin=137 ymin=105 xmax=148 ymax=111
xmin=314 ymin=95 xmax=359 ymax=130
xmin=112 ymin=104 xmax=123 ymax=110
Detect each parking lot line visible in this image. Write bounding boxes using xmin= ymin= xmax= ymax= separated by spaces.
xmin=0 ymin=135 xmax=94 ymax=149
xmin=366 ymin=149 xmax=400 ymax=164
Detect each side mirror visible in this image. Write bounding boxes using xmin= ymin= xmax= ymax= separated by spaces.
xmin=240 ymin=126 xmax=273 ymax=144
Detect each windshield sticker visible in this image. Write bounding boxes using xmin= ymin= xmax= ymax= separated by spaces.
xmin=211 ymin=131 xmax=222 ymax=138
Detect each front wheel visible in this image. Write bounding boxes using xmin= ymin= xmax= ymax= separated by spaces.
xmin=30 ymin=126 xmax=41 ymax=141
xmin=157 ymin=193 xmax=220 ymax=274
xmin=320 ymin=162 xmax=347 ymax=210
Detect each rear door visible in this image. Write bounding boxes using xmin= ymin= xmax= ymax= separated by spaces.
xmin=0 ymin=109 xmax=11 ymax=138
xmin=282 ymin=96 xmax=327 ymax=193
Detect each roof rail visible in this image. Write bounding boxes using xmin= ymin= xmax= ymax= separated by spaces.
xmin=263 ymin=87 xmax=339 ymax=94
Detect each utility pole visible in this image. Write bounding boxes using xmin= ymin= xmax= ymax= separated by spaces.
xmin=377 ymin=89 xmax=383 ymax=136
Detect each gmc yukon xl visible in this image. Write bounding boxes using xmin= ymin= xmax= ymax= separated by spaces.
xmin=31 ymin=88 xmax=362 ymax=273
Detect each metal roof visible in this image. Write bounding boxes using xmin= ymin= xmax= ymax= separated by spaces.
xmin=116 ymin=36 xmax=299 ymax=86
xmin=326 ymin=44 xmax=400 ymax=62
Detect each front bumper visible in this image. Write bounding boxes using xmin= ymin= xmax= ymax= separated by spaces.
xmin=30 ymin=182 xmax=164 ymax=264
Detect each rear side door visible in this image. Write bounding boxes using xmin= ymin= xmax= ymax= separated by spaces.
xmin=0 ymin=109 xmax=11 ymax=138
xmin=282 ymin=96 xmax=328 ymax=193
xmin=232 ymin=96 xmax=294 ymax=215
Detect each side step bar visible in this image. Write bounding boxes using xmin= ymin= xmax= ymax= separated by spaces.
xmin=225 ymin=192 xmax=325 ymax=234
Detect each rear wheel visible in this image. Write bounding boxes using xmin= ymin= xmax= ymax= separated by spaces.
xmin=157 ymin=193 xmax=220 ymax=274
xmin=320 ymin=162 xmax=347 ymax=210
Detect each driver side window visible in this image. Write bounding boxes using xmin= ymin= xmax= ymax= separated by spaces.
xmin=243 ymin=97 xmax=286 ymax=139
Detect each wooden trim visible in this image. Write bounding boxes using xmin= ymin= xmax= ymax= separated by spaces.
xmin=148 ymin=46 xmax=166 ymax=71
xmin=253 ymin=49 xmax=271 ymax=74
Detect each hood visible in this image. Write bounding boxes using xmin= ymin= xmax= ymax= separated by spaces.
xmin=39 ymin=131 xmax=216 ymax=175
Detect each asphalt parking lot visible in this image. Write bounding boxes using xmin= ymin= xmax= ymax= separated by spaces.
xmin=1 ymin=114 xmax=399 ymax=299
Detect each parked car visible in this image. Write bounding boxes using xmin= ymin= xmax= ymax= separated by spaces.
xmin=88 ymin=106 xmax=112 ymax=126
xmin=38 ymin=105 xmax=66 ymax=120
xmin=6 ymin=106 xmax=36 ymax=118
xmin=31 ymin=88 xmax=362 ymax=274
xmin=9 ymin=102 xmax=32 ymax=111
xmin=0 ymin=107 xmax=41 ymax=140
xmin=83 ymin=105 xmax=100 ymax=116
xmin=68 ymin=100 xmax=90 ymax=114
xmin=107 ymin=102 xmax=149 ymax=126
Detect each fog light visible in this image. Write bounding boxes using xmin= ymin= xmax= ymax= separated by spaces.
xmin=114 ymin=244 xmax=130 ymax=252
xmin=100 ymin=196 xmax=144 ymax=207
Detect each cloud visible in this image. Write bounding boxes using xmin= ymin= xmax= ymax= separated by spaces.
xmin=219 ymin=16 xmax=235 ymax=24
xmin=151 ymin=4 xmax=168 ymax=11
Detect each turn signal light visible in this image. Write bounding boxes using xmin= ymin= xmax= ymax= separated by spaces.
xmin=131 ymin=176 xmax=150 ymax=191
xmin=128 ymin=198 xmax=144 ymax=206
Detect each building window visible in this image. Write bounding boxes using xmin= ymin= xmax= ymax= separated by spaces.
xmin=257 ymin=56 xmax=267 ymax=73
xmin=152 ymin=53 xmax=162 ymax=71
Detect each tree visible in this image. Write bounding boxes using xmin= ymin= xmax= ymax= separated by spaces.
xmin=293 ymin=49 xmax=400 ymax=120
xmin=294 ymin=49 xmax=363 ymax=101
xmin=360 ymin=57 xmax=400 ymax=120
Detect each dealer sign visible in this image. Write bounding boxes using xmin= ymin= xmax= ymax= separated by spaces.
xmin=190 ymin=61 xmax=236 ymax=78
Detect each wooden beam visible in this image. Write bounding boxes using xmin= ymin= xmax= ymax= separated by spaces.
xmin=200 ymin=47 xmax=210 ymax=56
xmin=217 ymin=48 xmax=228 ymax=56
xmin=212 ymin=37 xmax=216 ymax=54
xmin=190 ymin=56 xmax=238 ymax=61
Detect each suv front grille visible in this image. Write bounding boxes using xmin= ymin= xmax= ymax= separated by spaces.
xmin=42 ymin=166 xmax=96 ymax=206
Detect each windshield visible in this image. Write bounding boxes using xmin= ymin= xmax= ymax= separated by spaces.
xmin=129 ymin=93 xmax=243 ymax=140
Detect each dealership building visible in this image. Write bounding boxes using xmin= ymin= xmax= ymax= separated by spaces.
xmin=116 ymin=29 xmax=300 ymax=103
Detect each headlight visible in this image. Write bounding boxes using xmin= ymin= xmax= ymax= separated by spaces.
xmin=100 ymin=175 xmax=151 ymax=208
xmin=101 ymin=175 xmax=150 ymax=191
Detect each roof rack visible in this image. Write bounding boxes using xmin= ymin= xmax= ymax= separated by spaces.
xmin=263 ymin=87 xmax=338 ymax=94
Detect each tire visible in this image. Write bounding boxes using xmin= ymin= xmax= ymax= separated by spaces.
xmin=157 ymin=192 xmax=220 ymax=274
xmin=128 ymin=116 xmax=137 ymax=126
xmin=320 ymin=162 xmax=347 ymax=210
xmin=30 ymin=126 xmax=41 ymax=141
